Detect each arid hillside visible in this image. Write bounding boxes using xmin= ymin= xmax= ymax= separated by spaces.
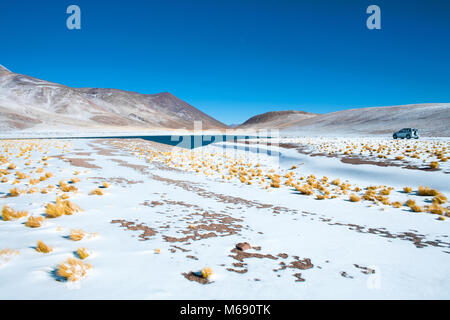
xmin=0 ymin=65 xmax=228 ymax=132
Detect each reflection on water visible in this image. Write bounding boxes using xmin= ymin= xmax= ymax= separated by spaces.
xmin=53 ymin=135 xmax=266 ymax=149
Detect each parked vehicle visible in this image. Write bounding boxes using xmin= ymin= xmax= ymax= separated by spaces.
xmin=393 ymin=128 xmax=419 ymax=139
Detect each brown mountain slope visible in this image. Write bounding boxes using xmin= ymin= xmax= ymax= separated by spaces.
xmin=237 ymin=110 xmax=319 ymax=129
xmin=0 ymin=65 xmax=228 ymax=131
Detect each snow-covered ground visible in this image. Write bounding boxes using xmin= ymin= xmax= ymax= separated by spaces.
xmin=0 ymin=137 xmax=449 ymax=299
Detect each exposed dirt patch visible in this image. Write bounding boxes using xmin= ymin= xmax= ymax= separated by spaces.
xmin=110 ymin=158 xmax=148 ymax=174
xmin=228 ymin=248 xmax=278 ymax=263
xmin=227 ymin=267 xmax=248 ymax=274
xmin=111 ymin=219 xmax=157 ymax=240
xmin=289 ymin=258 xmax=313 ymax=270
xmin=354 ymin=264 xmax=376 ymax=274
xmin=293 ymin=273 xmax=305 ymax=282
xmin=141 ymin=200 xmax=164 ymax=207
xmin=64 ymin=157 xmax=101 ymax=169
xmin=182 ymin=272 xmax=209 ymax=285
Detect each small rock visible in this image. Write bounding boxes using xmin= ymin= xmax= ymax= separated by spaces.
xmin=236 ymin=242 xmax=251 ymax=251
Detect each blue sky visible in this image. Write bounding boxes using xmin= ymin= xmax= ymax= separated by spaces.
xmin=1 ymin=0 xmax=449 ymax=124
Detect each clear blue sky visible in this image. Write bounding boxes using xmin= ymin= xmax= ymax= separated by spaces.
xmin=1 ymin=0 xmax=449 ymax=124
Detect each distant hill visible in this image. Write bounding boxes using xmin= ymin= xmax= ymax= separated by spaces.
xmin=237 ymin=110 xmax=319 ymax=129
xmin=280 ymin=104 xmax=450 ymax=136
xmin=233 ymin=104 xmax=450 ymax=136
xmin=0 ymin=65 xmax=228 ymax=132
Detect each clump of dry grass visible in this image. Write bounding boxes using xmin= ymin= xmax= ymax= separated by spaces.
xmin=89 ymin=188 xmax=104 ymax=196
xmin=432 ymin=194 xmax=447 ymax=204
xmin=331 ymin=179 xmax=340 ymax=186
xmin=403 ymin=186 xmax=412 ymax=193
xmin=71 ymin=177 xmax=80 ymax=183
xmin=59 ymin=180 xmax=78 ymax=193
xmin=296 ymin=184 xmax=314 ymax=195
xmin=427 ymin=203 xmax=448 ymax=215
xmin=36 ymin=240 xmax=53 ymax=253
xmin=45 ymin=197 xmax=83 ymax=218
xmin=362 ymin=189 xmax=377 ymax=201
xmin=25 ymin=216 xmax=45 ymax=228
xmin=201 ymin=266 xmax=214 ymax=279
xmin=349 ymin=194 xmax=361 ymax=202
xmin=379 ymin=188 xmax=392 ymax=196
xmin=316 ymin=194 xmax=328 ymax=200
xmin=429 ymin=161 xmax=439 ymax=169
xmin=56 ymin=258 xmax=92 ymax=282
xmin=405 ymin=199 xmax=416 ymax=208
xmin=69 ymin=229 xmax=86 ymax=241
xmin=410 ymin=204 xmax=424 ymax=212
xmin=418 ymin=186 xmax=439 ymax=196
xmin=102 ymin=182 xmax=109 ymax=188
xmin=76 ymin=248 xmax=89 ymax=259
xmin=1 ymin=205 xmax=28 ymax=221
xmin=391 ymin=201 xmax=402 ymax=208
xmin=9 ymin=188 xmax=21 ymax=197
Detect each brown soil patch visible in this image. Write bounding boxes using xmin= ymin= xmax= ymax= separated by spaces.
xmin=293 ymin=273 xmax=305 ymax=282
xmin=141 ymin=200 xmax=164 ymax=207
xmin=228 ymin=248 xmax=278 ymax=262
xmin=111 ymin=219 xmax=157 ymax=240
xmin=182 ymin=272 xmax=209 ymax=285
xmin=227 ymin=267 xmax=248 ymax=274
xmin=354 ymin=264 xmax=376 ymax=274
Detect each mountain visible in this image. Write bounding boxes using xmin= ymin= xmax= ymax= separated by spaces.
xmin=237 ymin=110 xmax=319 ymax=129
xmin=280 ymin=104 xmax=450 ymax=136
xmin=234 ymin=104 xmax=450 ymax=136
xmin=0 ymin=65 xmax=228 ymax=132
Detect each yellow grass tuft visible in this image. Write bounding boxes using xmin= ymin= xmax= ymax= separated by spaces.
xmin=69 ymin=229 xmax=86 ymax=241
xmin=76 ymin=247 xmax=90 ymax=259
xmin=102 ymin=181 xmax=110 ymax=188
xmin=418 ymin=186 xmax=439 ymax=196
xmin=36 ymin=240 xmax=53 ymax=253
xmin=45 ymin=197 xmax=83 ymax=218
xmin=429 ymin=161 xmax=439 ymax=169
xmin=331 ymin=179 xmax=340 ymax=186
xmin=391 ymin=201 xmax=402 ymax=208
xmin=316 ymin=194 xmax=328 ymax=200
xmin=432 ymin=194 xmax=447 ymax=204
xmin=9 ymin=188 xmax=21 ymax=197
xmin=1 ymin=205 xmax=28 ymax=221
xmin=427 ymin=203 xmax=447 ymax=215
xmin=296 ymin=184 xmax=314 ymax=195
xmin=349 ymin=194 xmax=361 ymax=202
xmin=56 ymin=258 xmax=92 ymax=282
xmin=201 ymin=266 xmax=214 ymax=279
xmin=89 ymin=188 xmax=104 ymax=195
xmin=25 ymin=216 xmax=45 ymax=228
xmin=403 ymin=186 xmax=412 ymax=193
xmin=410 ymin=204 xmax=424 ymax=212
xmin=405 ymin=199 xmax=416 ymax=208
